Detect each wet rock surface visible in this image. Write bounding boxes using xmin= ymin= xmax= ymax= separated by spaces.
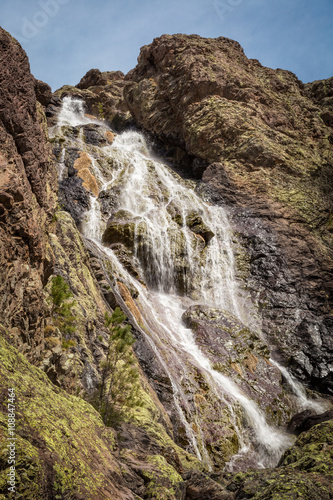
xmin=58 ymin=175 xmax=91 ymax=225
xmin=287 ymin=408 xmax=333 ymax=435
xmin=231 ymin=209 xmax=333 ymax=395
xmin=103 ymin=210 xmax=143 ymax=249
xmin=186 ymin=212 xmax=215 ymax=245
xmin=182 ymin=305 xmax=292 ymax=424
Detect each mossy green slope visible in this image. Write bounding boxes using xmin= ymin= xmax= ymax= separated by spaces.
xmin=0 ymin=314 xmax=201 ymax=500
xmin=0 ymin=324 xmax=135 ymax=499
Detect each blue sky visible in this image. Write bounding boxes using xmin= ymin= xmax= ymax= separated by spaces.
xmin=1 ymin=0 xmax=332 ymax=91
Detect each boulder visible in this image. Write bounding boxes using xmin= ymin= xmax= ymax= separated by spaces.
xmin=186 ymin=212 xmax=215 ymax=245
xmin=102 ymin=210 xmax=145 ymax=250
xmin=287 ymin=409 xmax=333 ymax=435
xmin=73 ymin=152 xmax=99 ymax=197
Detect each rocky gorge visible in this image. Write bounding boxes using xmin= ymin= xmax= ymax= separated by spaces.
xmin=0 ymin=27 xmax=333 ymax=499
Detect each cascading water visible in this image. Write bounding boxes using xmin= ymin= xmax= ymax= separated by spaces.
xmin=269 ymin=359 xmax=327 ymax=413
xmin=52 ymin=97 xmax=328 ymax=471
xmin=56 ymin=95 xmax=104 ymax=127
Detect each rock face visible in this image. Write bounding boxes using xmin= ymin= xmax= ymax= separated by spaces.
xmin=0 ymin=28 xmax=206 ymax=500
xmin=124 ymin=34 xmax=333 ymax=394
xmin=182 ymin=306 xmax=292 ymax=423
xmin=1 ymin=27 xmax=333 ymax=500
xmin=0 ymin=28 xmax=58 ymax=353
xmin=233 ymin=215 xmax=333 ymax=395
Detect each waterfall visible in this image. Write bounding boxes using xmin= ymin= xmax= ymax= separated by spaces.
xmin=57 ymin=96 xmax=103 ymax=127
xmin=53 ymin=97 xmax=325 ymax=471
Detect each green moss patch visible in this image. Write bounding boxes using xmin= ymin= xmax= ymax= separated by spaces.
xmin=0 ymin=326 xmax=131 ymax=499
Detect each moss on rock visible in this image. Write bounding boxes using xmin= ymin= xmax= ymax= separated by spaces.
xmin=220 ymin=419 xmax=333 ymax=499
xmin=0 ymin=325 xmax=137 ymax=499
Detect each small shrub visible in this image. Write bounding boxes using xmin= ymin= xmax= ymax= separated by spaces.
xmin=62 ymin=339 xmax=76 ymax=350
xmin=48 ymin=275 xmax=77 ymax=343
xmin=45 ymin=337 xmax=61 ymax=348
xmin=96 ymin=307 xmax=142 ymax=425
xmin=44 ymin=325 xmax=57 ymax=335
xmin=97 ymin=102 xmax=104 ymax=119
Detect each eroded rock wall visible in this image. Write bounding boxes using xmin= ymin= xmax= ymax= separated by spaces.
xmin=0 ymin=28 xmax=58 ymax=354
xmin=0 ymin=28 xmax=205 ymax=499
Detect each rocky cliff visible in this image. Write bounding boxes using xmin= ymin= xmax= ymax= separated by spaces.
xmin=0 ymin=28 xmax=333 ymax=499
xmin=123 ymin=34 xmax=333 ymax=395
xmin=0 ymin=29 xmax=58 ymax=357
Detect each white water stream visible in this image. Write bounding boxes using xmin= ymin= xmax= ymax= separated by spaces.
xmin=53 ymin=97 xmax=327 ymax=471
xmin=269 ymin=359 xmax=326 ymax=413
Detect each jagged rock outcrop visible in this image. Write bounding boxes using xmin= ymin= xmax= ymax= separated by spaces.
xmin=0 ymin=27 xmax=58 ymax=354
xmin=124 ymin=34 xmax=332 ymax=219
xmin=123 ymin=33 xmax=333 ymax=394
xmin=34 ymin=78 xmax=53 ymax=106
xmin=53 ymin=68 xmax=132 ymax=130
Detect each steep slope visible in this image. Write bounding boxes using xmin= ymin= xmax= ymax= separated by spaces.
xmin=0 ymin=27 xmax=202 ymax=500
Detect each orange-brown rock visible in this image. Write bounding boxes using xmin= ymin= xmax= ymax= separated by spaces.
xmin=231 ymin=362 xmax=243 ymax=376
xmin=117 ymin=281 xmax=142 ymax=324
xmin=244 ymin=353 xmax=258 ymax=374
xmin=74 ymin=152 xmax=99 ymax=196
xmin=105 ymin=130 xmax=114 ymax=143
